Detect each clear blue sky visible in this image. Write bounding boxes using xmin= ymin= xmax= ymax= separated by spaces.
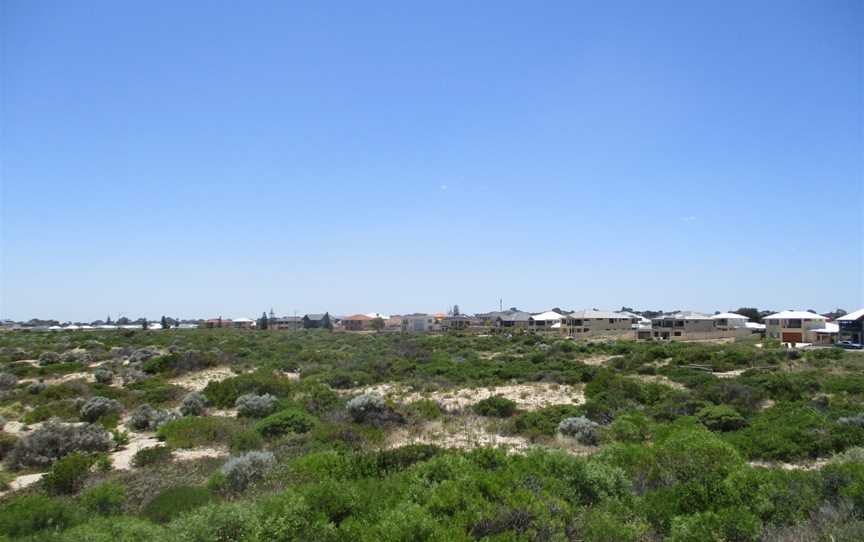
xmin=1 ymin=1 xmax=862 ymax=321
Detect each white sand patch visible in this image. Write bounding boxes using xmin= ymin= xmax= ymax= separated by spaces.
xmin=387 ymin=417 xmax=531 ymax=452
xmin=3 ymin=421 xmax=45 ymax=436
xmin=749 ymin=458 xmax=829 ymax=471
xmin=19 ymin=372 xmax=94 ymax=386
xmin=111 ymin=433 xmax=161 ymax=470
xmin=281 ymin=371 xmax=301 ymax=380
xmin=0 ymin=472 xmax=46 ymax=498
xmin=358 ymin=382 xmax=584 ymax=412
xmin=714 ymin=369 xmax=748 ymax=379
xmin=169 ymin=367 xmax=237 ymax=391
xmin=579 ymin=355 xmax=623 ymax=366
xmin=210 ymin=408 xmax=238 ymax=418
xmin=631 ymin=374 xmax=687 ymax=391
xmin=173 ymin=447 xmax=227 ymax=461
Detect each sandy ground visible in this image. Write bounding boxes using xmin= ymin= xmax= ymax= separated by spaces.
xmin=387 ymin=417 xmax=531 ymax=452
xmin=749 ymin=458 xmax=829 ymax=471
xmin=359 ymin=382 xmax=584 ymax=412
xmin=0 ymin=472 xmax=45 ymax=498
xmin=169 ymin=366 xmax=237 ymax=391
xmin=714 ymin=369 xmax=748 ymax=379
xmin=579 ymin=355 xmax=623 ymax=366
xmin=19 ymin=372 xmax=94 ymax=386
xmin=631 ymin=374 xmax=688 ymax=391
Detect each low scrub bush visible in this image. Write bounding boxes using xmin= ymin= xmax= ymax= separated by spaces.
xmin=80 ymin=481 xmax=127 ymax=515
xmin=255 ymin=408 xmax=317 ymax=437
xmin=203 ymin=369 xmax=295 ymax=408
xmin=80 ymin=396 xmax=122 ymax=423
xmin=180 ymin=391 xmax=209 ymax=416
xmin=142 ymin=485 xmax=212 ymax=524
xmin=511 ymin=404 xmax=583 ymax=438
xmin=219 ymin=450 xmax=276 ymax=493
xmin=697 ymin=404 xmax=748 ymax=432
xmin=6 ymin=421 xmax=111 ymax=468
xmin=347 ymin=393 xmax=400 ymax=424
xmin=43 ymin=451 xmax=95 ymax=494
xmin=132 ymin=445 xmax=173 ymax=467
xmin=0 ymin=494 xmax=80 ymax=538
xmin=558 ymin=416 xmax=600 ymax=445
xmin=157 ymin=416 xmax=246 ymax=449
xmin=235 ymin=393 xmax=279 ymax=418
xmin=0 ymin=373 xmax=17 ymax=390
xmin=473 ymin=395 xmax=518 ymax=417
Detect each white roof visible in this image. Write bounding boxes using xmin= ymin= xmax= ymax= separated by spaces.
xmin=568 ymin=309 xmax=635 ymax=320
xmin=712 ymin=312 xmax=749 ymax=320
xmin=365 ymin=312 xmax=389 ymax=320
xmin=233 ymin=318 xmax=255 ymax=323
xmin=813 ymin=322 xmax=840 ymax=334
xmin=745 ymin=322 xmax=766 ymax=330
xmin=764 ymin=311 xmax=827 ymax=321
xmin=838 ymin=308 xmax=864 ymax=322
xmin=531 ymin=311 xmax=565 ymax=322
xmin=653 ymin=311 xmax=713 ymax=321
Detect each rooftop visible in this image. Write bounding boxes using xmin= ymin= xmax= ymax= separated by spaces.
xmin=838 ymin=308 xmax=864 ymax=322
xmin=764 ymin=311 xmax=827 ymax=321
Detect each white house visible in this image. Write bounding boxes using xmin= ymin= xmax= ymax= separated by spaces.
xmin=763 ymin=311 xmax=828 ymax=344
xmin=711 ymin=312 xmax=750 ymax=330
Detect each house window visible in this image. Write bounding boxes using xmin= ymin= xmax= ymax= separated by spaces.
xmin=609 ymin=319 xmax=614 ymax=324
xmin=674 ymin=331 xmax=682 ymax=336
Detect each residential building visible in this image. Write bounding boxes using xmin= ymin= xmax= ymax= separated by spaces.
xmin=201 ymin=318 xmax=232 ymax=329
xmin=763 ymin=311 xmax=828 ymax=344
xmin=401 ymin=314 xmax=440 ymax=333
xmin=441 ymin=314 xmax=471 ymax=332
xmin=838 ymin=309 xmax=864 ymax=344
xmin=562 ymin=310 xmax=637 ymax=338
xmin=487 ymin=309 xmax=532 ymax=330
xmin=232 ymin=318 xmax=255 ymax=329
xmin=342 ymin=314 xmax=374 ymax=331
xmin=269 ymin=316 xmax=303 ymax=331
xmin=711 ymin=312 xmax=750 ymax=330
xmin=813 ymin=322 xmax=840 ymax=345
xmin=650 ymin=311 xmax=716 ymax=340
xmin=303 ymin=313 xmax=333 ymax=330
xmin=529 ymin=310 xmax=565 ymax=333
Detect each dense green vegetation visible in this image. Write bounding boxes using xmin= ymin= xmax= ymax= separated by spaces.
xmin=0 ymin=329 xmax=863 ymax=540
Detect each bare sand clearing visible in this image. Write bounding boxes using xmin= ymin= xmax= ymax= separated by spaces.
xmin=359 ymin=382 xmax=584 ymax=412
xmin=387 ymin=417 xmax=531 ymax=452
xmin=631 ymin=374 xmax=688 ymax=391
xmin=714 ymin=369 xmax=748 ymax=379
xmin=169 ymin=366 xmax=238 ymax=391
xmin=749 ymin=459 xmax=829 ymax=471
xmin=19 ymin=372 xmax=94 ymax=386
xmin=579 ymin=355 xmax=623 ymax=366
xmin=0 ymin=472 xmax=45 ymax=498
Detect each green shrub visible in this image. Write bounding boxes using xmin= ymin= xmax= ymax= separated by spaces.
xmin=0 ymin=494 xmax=80 ymax=538
xmin=60 ymin=516 xmax=165 ymax=542
xmin=157 ymin=416 xmax=246 ymax=448
xmin=80 ymin=481 xmax=127 ymax=515
xmin=132 ymin=445 xmax=173 ymax=467
xmin=406 ymin=399 xmax=443 ymax=420
xmin=473 ymin=395 xmax=517 ymax=417
xmin=228 ymin=427 xmax=265 ymax=452
xmin=203 ymin=369 xmax=295 ymax=408
xmin=511 ymin=404 xmax=583 ymax=438
xmin=697 ymin=405 xmax=747 ymax=432
xmin=43 ymin=452 xmax=95 ymax=494
xmin=142 ymin=485 xmax=212 ymax=524
xmin=164 ymin=501 xmax=257 ymax=542
xmin=669 ymin=508 xmax=761 ymax=542
xmin=255 ymin=409 xmax=317 ymax=437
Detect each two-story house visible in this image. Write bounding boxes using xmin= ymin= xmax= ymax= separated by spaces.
xmin=763 ymin=310 xmax=828 ymax=344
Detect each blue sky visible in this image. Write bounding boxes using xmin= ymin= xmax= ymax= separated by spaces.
xmin=1 ymin=1 xmax=862 ymax=321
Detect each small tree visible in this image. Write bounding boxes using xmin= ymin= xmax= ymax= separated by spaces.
xmin=142 ymin=320 xmax=149 ymax=330
xmin=371 ymin=317 xmax=385 ymax=332
xmin=160 ymin=316 xmax=168 ymax=329
xmin=259 ymin=312 xmax=269 ymax=330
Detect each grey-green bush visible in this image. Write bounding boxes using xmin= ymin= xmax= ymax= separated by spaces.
xmin=220 ymin=450 xmax=276 ymax=493
xmin=558 ymin=416 xmax=600 ymax=445
xmin=80 ymin=396 xmax=122 ymax=422
xmin=6 ymin=421 xmax=112 ymax=468
xmin=180 ymin=392 xmax=209 ymax=417
xmin=236 ymin=393 xmax=279 ymax=418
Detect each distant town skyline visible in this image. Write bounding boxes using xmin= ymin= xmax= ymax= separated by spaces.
xmin=2 ymin=1 xmax=861 ymax=322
